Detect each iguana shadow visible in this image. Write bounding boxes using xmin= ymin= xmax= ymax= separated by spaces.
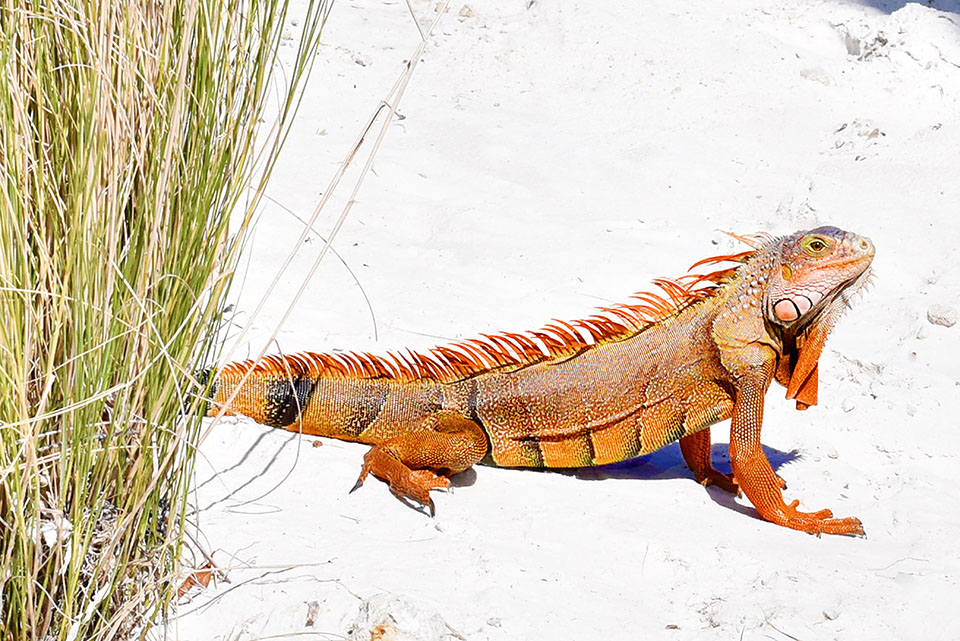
xmin=462 ymin=443 xmax=796 ymax=485
xmin=558 ymin=443 xmax=800 ymax=517
xmin=568 ymin=442 xmax=798 ymax=482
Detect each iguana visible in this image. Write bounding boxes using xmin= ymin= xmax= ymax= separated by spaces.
xmin=205 ymin=226 xmax=875 ymax=535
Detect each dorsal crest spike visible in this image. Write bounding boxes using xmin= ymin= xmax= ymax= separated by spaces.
xmin=689 ymin=250 xmax=755 ymax=271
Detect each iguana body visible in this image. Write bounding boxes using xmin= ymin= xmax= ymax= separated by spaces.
xmin=207 ymin=226 xmax=875 ymax=535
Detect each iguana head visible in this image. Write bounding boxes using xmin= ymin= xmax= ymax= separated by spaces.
xmin=765 ymin=226 xmax=875 ymax=408
xmin=766 ymin=226 xmax=875 ymax=328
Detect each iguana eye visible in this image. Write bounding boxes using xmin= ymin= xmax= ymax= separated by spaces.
xmin=802 ymin=236 xmax=830 ymax=255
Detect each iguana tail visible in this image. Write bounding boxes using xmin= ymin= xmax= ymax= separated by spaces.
xmin=203 ymin=354 xmax=451 ymax=443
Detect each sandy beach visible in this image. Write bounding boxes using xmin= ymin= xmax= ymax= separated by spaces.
xmin=164 ymin=1 xmax=960 ymax=639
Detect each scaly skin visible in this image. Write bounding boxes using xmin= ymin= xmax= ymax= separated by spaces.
xmin=207 ymin=226 xmax=874 ymax=535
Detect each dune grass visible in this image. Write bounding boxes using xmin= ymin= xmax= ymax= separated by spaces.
xmin=0 ymin=0 xmax=328 ymax=638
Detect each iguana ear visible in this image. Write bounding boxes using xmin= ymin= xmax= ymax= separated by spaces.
xmin=784 ymin=307 xmax=842 ymax=410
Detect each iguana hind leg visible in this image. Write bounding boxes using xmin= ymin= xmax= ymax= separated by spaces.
xmin=679 ymin=428 xmax=739 ymax=494
xmin=351 ymin=412 xmax=488 ymax=515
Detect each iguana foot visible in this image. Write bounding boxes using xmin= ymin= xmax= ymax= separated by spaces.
xmin=348 ymin=413 xmax=488 ymax=515
xmin=765 ymin=500 xmax=864 ymax=536
xmin=351 ymin=447 xmax=450 ymax=516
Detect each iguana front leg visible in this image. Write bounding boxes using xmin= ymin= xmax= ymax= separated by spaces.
xmin=351 ymin=412 xmax=488 ymax=515
xmin=728 ymin=349 xmax=864 ymax=536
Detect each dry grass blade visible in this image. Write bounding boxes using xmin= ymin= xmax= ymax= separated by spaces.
xmin=0 ymin=0 xmax=329 ymax=638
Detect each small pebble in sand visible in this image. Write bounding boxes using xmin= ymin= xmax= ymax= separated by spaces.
xmin=927 ymin=304 xmax=957 ymax=328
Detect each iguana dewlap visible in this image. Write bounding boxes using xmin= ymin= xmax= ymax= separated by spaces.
xmin=206 ymin=226 xmax=875 ymax=536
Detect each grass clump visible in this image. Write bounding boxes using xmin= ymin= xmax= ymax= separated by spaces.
xmin=0 ymin=0 xmax=328 ymax=638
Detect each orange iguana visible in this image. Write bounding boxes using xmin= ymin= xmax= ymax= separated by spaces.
xmin=205 ymin=226 xmax=875 ymax=535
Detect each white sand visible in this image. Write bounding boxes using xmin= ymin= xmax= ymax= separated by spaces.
xmin=166 ymin=1 xmax=960 ymax=639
